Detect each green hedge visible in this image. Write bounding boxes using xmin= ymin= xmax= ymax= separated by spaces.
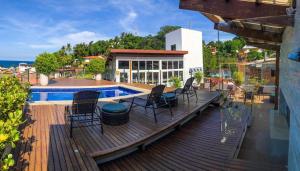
xmin=0 ymin=76 xmax=29 ymax=170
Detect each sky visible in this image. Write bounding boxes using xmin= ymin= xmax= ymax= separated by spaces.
xmin=0 ymin=0 xmax=234 ymax=61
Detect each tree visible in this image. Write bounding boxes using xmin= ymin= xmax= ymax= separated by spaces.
xmin=73 ymin=43 xmax=90 ymax=59
xmin=247 ymin=50 xmax=264 ymax=61
xmin=155 ymin=26 xmax=181 ymax=49
xmin=85 ymin=58 xmax=106 ymax=75
xmin=34 ymin=52 xmax=59 ymax=75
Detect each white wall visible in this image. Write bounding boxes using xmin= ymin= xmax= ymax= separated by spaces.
xmin=165 ymin=28 xmax=203 ymax=83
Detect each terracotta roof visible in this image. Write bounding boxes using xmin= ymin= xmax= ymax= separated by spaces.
xmin=83 ymin=56 xmax=105 ymax=59
xmin=110 ymin=49 xmax=188 ymax=55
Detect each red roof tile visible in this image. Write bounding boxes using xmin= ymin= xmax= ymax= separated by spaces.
xmin=110 ymin=49 xmax=188 ymax=55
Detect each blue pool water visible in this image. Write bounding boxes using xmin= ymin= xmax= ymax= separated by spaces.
xmin=29 ymin=86 xmax=141 ymax=102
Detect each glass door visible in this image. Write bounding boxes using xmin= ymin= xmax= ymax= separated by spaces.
xmin=118 ymin=60 xmax=130 ymax=83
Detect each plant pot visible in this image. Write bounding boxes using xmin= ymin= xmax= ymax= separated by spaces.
xmin=54 ymin=73 xmax=60 ymax=79
xmin=95 ymin=74 xmax=102 ymax=81
xmin=40 ymin=74 xmax=49 ymax=86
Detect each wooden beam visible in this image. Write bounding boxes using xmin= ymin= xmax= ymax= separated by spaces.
xmin=246 ymin=42 xmax=280 ymax=50
xmin=180 ymin=0 xmax=289 ymax=20
xmin=274 ymin=50 xmax=280 ymax=110
xmin=202 ymin=12 xmax=224 ymax=23
xmin=242 ymin=15 xmax=294 ymax=27
xmin=215 ymin=23 xmax=283 ymax=43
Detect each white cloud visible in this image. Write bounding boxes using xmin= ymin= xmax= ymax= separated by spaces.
xmin=29 ymin=31 xmax=109 ymax=49
xmin=119 ymin=10 xmax=139 ymax=33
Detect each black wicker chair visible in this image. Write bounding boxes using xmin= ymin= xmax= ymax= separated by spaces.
xmin=174 ymin=77 xmax=198 ymax=103
xmin=65 ymin=91 xmax=102 ymax=137
xmin=130 ymin=85 xmax=173 ymax=122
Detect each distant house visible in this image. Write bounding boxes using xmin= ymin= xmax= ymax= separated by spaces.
xmin=238 ymin=58 xmax=276 ymax=85
xmin=83 ymin=56 xmax=105 ymax=63
xmin=238 ymin=45 xmax=263 ymax=62
xmin=106 ymin=28 xmax=203 ymax=86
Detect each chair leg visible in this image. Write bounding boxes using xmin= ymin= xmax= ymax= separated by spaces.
xmin=168 ymin=102 xmax=173 ymax=118
xmin=194 ymin=89 xmax=198 ymax=101
xmin=70 ymin=119 xmax=73 ymax=138
xmin=187 ymin=93 xmax=190 ymax=103
xmin=101 ymin=122 xmax=104 ymax=134
xmin=152 ymin=106 xmax=157 ymax=123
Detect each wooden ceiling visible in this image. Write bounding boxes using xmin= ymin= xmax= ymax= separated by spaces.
xmin=179 ymin=0 xmax=295 ymax=50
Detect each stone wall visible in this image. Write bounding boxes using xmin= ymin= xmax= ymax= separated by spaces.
xmin=280 ymin=23 xmax=300 ymax=170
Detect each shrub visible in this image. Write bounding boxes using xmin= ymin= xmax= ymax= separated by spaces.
xmin=34 ymin=52 xmax=59 ymax=75
xmin=169 ymin=76 xmax=182 ymax=88
xmin=233 ymin=72 xmax=243 ymax=86
xmin=85 ymin=58 xmax=106 ymax=75
xmin=0 ymin=76 xmax=29 ymax=170
xmin=194 ymin=71 xmax=203 ymax=85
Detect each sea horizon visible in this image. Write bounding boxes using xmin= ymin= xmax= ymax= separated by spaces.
xmin=0 ymin=60 xmax=34 ymax=68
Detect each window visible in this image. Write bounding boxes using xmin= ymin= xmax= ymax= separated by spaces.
xmin=153 ymin=72 xmax=159 ymax=84
xmin=168 ymin=71 xmax=173 ymax=78
xmin=120 ymin=73 xmax=128 ymax=82
xmin=147 ymin=61 xmax=152 ymax=70
xmin=179 ymin=61 xmax=183 ymax=69
xmin=153 ymin=61 xmax=159 ymax=70
xmin=163 ymin=72 xmax=168 ymax=83
xmin=179 ymin=71 xmax=183 ymax=80
xmin=139 ymin=72 xmax=145 ymax=83
xmin=168 ymin=61 xmax=173 ymax=70
xmin=118 ymin=61 xmax=129 ymax=69
xmin=139 ymin=61 xmax=146 ymax=70
xmin=173 ymin=61 xmax=179 ymax=69
xmin=132 ymin=61 xmax=138 ymax=70
xmin=171 ymin=44 xmax=176 ymax=51
xmin=174 ymin=71 xmax=179 ymax=77
xmin=147 ymin=72 xmax=153 ymax=84
xmin=162 ymin=61 xmax=167 ymax=69
xmin=132 ymin=73 xmax=138 ymax=83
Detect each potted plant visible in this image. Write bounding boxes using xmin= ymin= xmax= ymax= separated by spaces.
xmin=232 ymin=71 xmax=243 ymax=87
xmin=85 ymin=58 xmax=106 ymax=81
xmin=34 ymin=52 xmax=59 ymax=86
xmin=169 ymin=76 xmax=182 ymax=88
xmin=194 ymin=71 xmax=204 ymax=88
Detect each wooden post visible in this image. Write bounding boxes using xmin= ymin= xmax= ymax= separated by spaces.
xmin=274 ymin=50 xmax=280 ymax=110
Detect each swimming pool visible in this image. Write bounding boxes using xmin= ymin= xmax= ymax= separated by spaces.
xmin=29 ymin=86 xmax=143 ymax=102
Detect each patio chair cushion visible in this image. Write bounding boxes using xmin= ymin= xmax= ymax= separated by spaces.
xmin=162 ymin=93 xmax=176 ymax=100
xmin=102 ymin=103 xmax=128 ymax=113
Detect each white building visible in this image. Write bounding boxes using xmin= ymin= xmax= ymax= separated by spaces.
xmin=165 ymin=28 xmax=203 ymax=83
xmin=108 ymin=28 xmax=203 ymax=86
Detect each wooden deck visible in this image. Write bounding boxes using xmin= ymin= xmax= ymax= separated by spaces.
xmin=100 ymin=107 xmax=286 ymax=171
xmin=13 ymin=90 xmax=220 ymax=171
xmin=12 ymin=77 xmax=286 ymax=171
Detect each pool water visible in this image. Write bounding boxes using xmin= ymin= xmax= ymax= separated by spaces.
xmin=29 ymin=86 xmax=141 ymax=102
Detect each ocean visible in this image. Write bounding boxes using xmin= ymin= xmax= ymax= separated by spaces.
xmin=0 ymin=60 xmax=34 ymax=68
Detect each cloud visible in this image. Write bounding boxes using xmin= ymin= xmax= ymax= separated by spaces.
xmin=29 ymin=31 xmax=109 ymax=49
xmin=119 ymin=10 xmax=139 ymax=33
